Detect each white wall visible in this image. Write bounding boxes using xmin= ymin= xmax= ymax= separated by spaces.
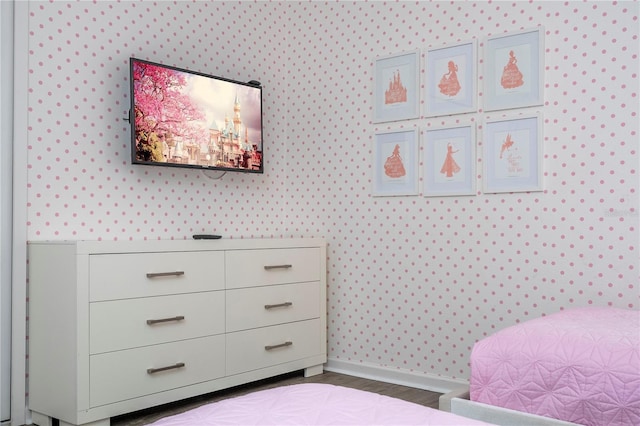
xmin=17 ymin=0 xmax=639 ymax=406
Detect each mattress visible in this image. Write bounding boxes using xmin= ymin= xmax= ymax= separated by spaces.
xmin=148 ymin=383 xmax=490 ymax=425
xmin=470 ymin=306 xmax=640 ymax=426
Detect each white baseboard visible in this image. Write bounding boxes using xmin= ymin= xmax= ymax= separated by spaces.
xmin=324 ymin=357 xmax=468 ymax=394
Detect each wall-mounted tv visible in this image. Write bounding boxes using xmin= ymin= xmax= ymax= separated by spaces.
xmin=129 ymin=58 xmax=263 ymax=174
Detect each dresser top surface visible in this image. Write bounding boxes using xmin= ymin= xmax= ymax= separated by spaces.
xmin=28 ymin=238 xmax=326 ymax=254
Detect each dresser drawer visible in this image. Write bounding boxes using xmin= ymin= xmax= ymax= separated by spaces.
xmin=226 ymin=282 xmax=320 ymax=332
xmin=90 ymin=251 xmax=224 ymax=301
xmin=226 ymin=248 xmax=321 ymax=289
xmin=90 ymin=335 xmax=225 ymax=407
xmin=90 ymin=291 xmax=225 ymax=354
xmin=226 ymin=319 xmax=321 ymax=375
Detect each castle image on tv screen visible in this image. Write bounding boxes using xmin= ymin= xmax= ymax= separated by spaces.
xmin=131 ymin=59 xmax=263 ymax=172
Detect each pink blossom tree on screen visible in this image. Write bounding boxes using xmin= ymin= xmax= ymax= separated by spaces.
xmin=132 ymin=61 xmax=206 ymax=162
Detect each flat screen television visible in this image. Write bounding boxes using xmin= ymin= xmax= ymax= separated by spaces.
xmin=129 ymin=58 xmax=263 ymax=174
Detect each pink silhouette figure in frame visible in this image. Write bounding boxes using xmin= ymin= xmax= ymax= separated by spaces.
xmin=500 ymin=133 xmax=515 ymax=159
xmin=438 ymin=60 xmax=461 ymax=97
xmin=501 ymin=50 xmax=524 ymax=89
xmin=440 ymin=143 xmax=461 ymax=178
xmin=384 ymin=144 xmax=406 ymax=178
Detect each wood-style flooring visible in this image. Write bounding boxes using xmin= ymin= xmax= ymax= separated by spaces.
xmin=111 ymin=370 xmax=442 ymax=425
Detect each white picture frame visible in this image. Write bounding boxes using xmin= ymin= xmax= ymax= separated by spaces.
xmin=423 ymin=124 xmax=476 ymax=197
xmin=425 ymin=40 xmax=477 ymax=117
xmin=483 ymin=113 xmax=543 ymax=193
xmin=484 ymin=27 xmax=544 ymax=112
xmin=372 ymin=128 xmax=419 ymax=196
xmin=373 ymin=50 xmax=420 ymax=123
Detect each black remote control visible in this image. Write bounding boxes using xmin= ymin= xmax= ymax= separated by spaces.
xmin=192 ymin=234 xmax=222 ymax=240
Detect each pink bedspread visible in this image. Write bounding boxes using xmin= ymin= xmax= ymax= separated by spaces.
xmin=470 ymin=306 xmax=640 ymax=425
xmin=149 ymin=383 xmax=489 ymax=425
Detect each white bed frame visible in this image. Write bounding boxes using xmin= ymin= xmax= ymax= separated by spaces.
xmin=440 ymin=387 xmax=579 ymax=426
xmin=325 ymin=358 xmax=581 ymax=426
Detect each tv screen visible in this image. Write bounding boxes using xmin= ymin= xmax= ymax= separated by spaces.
xmin=129 ymin=58 xmax=263 ymax=174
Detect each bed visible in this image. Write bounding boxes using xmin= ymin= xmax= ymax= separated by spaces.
xmin=456 ymin=306 xmax=640 ymax=426
xmin=148 ymin=383 xmax=491 ymax=425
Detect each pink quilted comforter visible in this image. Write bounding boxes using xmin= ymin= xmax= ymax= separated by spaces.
xmin=149 ymin=383 xmax=489 ymax=425
xmin=470 ymin=306 xmax=640 ymax=425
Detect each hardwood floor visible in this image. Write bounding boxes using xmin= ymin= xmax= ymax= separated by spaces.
xmin=111 ymin=371 xmax=442 ymax=426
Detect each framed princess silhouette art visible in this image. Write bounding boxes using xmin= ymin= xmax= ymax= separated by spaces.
xmin=373 ymin=50 xmax=420 ymax=123
xmin=484 ymin=27 xmax=544 ymax=112
xmin=483 ymin=113 xmax=543 ymax=193
xmin=425 ymin=40 xmax=477 ymax=117
xmin=423 ymin=124 xmax=476 ymax=197
xmin=372 ymin=128 xmax=419 ymax=196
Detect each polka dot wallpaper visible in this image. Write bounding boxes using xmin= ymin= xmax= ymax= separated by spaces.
xmin=24 ymin=1 xmax=638 ymax=381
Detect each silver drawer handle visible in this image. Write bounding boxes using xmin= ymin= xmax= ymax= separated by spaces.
xmin=265 ymin=341 xmax=293 ymax=351
xmin=147 ymin=362 xmax=185 ymax=374
xmin=263 ymin=264 xmax=292 ymax=270
xmin=146 ymin=316 xmax=185 ymax=325
xmin=264 ymin=302 xmax=293 ymax=310
xmin=146 ymin=271 xmax=185 ymax=278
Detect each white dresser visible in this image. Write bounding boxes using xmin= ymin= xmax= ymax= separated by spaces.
xmin=28 ymin=238 xmax=327 ymax=426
